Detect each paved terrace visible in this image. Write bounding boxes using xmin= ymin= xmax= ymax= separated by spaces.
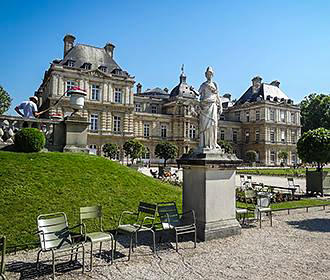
xmin=5 ymin=208 xmax=330 ymax=280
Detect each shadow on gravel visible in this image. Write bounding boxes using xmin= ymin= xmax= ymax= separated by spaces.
xmin=6 ymin=259 xmax=83 ymax=279
xmin=287 ymin=218 xmax=330 ymax=232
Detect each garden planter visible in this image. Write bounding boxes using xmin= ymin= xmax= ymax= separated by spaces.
xmin=306 ymin=170 xmax=330 ymax=196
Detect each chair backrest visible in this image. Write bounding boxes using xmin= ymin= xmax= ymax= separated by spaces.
xmin=80 ymin=206 xmax=103 ymax=232
xmin=37 ymin=212 xmax=72 ymax=251
xmin=256 ymin=192 xmax=271 ymax=208
xmin=0 ymin=236 xmax=6 ymax=276
xmin=240 ymin=175 xmax=245 ymax=182
xmin=287 ymin=177 xmax=294 ymax=187
xmin=247 ymin=175 xmax=252 ymax=182
xmin=137 ymin=202 xmax=157 ymax=226
xmin=244 ymin=189 xmax=256 ymax=199
xmin=157 ymin=202 xmax=181 ymax=229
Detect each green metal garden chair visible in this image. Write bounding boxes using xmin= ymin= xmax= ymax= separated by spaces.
xmin=36 ymin=212 xmax=85 ymax=280
xmin=114 ymin=202 xmax=157 ymax=261
xmin=157 ymin=201 xmax=196 ymax=252
xmin=0 ymin=236 xmax=7 ymax=280
xmin=79 ymin=205 xmax=114 ymax=270
xmin=256 ymin=192 xmax=273 ymax=228
xmin=236 ymin=189 xmax=256 ymax=225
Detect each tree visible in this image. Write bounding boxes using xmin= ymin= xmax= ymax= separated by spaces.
xmin=300 ymin=93 xmax=330 ymax=133
xmin=0 ymin=85 xmax=11 ymax=115
xmin=102 ymin=143 xmax=118 ymax=160
xmin=155 ymin=142 xmax=178 ymax=167
xmin=123 ymin=139 xmax=145 ymax=164
xmin=217 ymin=140 xmax=233 ymax=153
xmin=245 ymin=150 xmax=257 ymax=163
xmin=297 ymin=128 xmax=330 ymax=171
xmin=278 ymin=150 xmax=289 ymax=166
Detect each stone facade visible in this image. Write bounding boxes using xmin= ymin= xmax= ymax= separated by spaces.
xmin=36 ymin=35 xmax=301 ymax=166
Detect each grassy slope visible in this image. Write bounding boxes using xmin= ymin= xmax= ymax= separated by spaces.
xmin=0 ymin=151 xmax=182 ymax=246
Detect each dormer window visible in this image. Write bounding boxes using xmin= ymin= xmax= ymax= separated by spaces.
xmin=82 ymin=63 xmax=92 ymax=70
xmin=99 ymin=66 xmax=107 ymax=72
xmin=67 ymin=60 xmax=75 ymax=67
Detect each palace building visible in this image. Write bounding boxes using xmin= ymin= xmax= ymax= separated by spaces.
xmin=36 ymin=35 xmax=301 ymax=166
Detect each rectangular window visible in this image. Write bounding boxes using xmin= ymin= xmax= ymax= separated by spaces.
xmin=135 ymin=103 xmax=141 ymax=112
xmin=281 ymin=130 xmax=286 ymax=143
xmin=113 ymin=116 xmax=121 ymax=133
xmin=246 ymin=111 xmax=250 ymax=122
xmin=220 ymin=129 xmax=225 ymax=141
xmin=90 ymin=114 xmax=98 ymax=131
xmin=185 ymin=122 xmax=189 ymax=137
xmin=245 ymin=130 xmax=250 ymax=144
xmin=161 ymin=124 xmax=167 ymax=138
xmin=151 ymin=105 xmax=157 ymax=114
xmin=144 ymin=123 xmax=150 ymax=137
xmin=256 ymin=110 xmax=260 ymax=121
xmin=291 ymin=112 xmax=296 ymax=124
xmin=91 ymin=84 xmax=100 ymax=101
xmin=189 ymin=124 xmax=196 ymax=139
xmin=99 ymin=66 xmax=107 ymax=72
xmin=291 ymin=153 xmax=297 ymax=165
xmin=83 ymin=63 xmax=91 ymax=70
xmin=255 ymin=129 xmax=260 ymax=143
xmin=280 ymin=110 xmax=286 ymax=122
xmin=270 ymin=129 xmax=275 ymax=143
xmin=235 ymin=112 xmax=240 ymax=121
xmin=270 ymin=151 xmax=276 ymax=163
xmin=291 ymin=130 xmax=296 ymax=144
xmin=114 ymin=88 xmax=122 ymax=103
xmin=66 ymin=80 xmax=77 ymax=92
xmin=233 ymin=130 xmax=238 ymax=143
xmin=270 ymin=110 xmax=275 ymax=121
xmin=67 ymin=60 xmax=75 ymax=67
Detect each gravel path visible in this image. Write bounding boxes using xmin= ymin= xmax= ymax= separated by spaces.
xmin=5 ymin=208 xmax=330 ymax=280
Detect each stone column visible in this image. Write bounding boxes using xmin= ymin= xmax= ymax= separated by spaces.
xmin=178 ymin=150 xmax=242 ymax=241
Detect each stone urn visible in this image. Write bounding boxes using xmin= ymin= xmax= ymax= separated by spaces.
xmin=66 ymin=87 xmax=87 ymax=112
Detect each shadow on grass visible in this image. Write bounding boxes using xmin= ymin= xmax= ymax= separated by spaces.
xmin=287 ymin=218 xmax=330 ymax=232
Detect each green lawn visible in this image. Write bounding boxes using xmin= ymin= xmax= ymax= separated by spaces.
xmin=237 ymin=168 xmax=330 ymax=176
xmin=0 ymin=151 xmax=182 ymax=247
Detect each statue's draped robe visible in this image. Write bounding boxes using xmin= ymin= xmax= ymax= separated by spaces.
xmin=198 ymin=81 xmax=220 ymax=149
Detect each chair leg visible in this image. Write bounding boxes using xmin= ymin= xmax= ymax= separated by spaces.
xmin=90 ymin=242 xmax=93 ymax=271
xmin=82 ymin=245 xmax=85 ymax=273
xmin=111 ymin=237 xmax=114 ymax=264
xmin=175 ymin=232 xmax=178 ymax=252
xmin=194 ymin=226 xmax=197 ymax=248
xmin=135 ymin=231 xmax=138 ymax=248
xmin=114 ymin=231 xmax=118 ymax=259
xmin=152 ymin=230 xmax=156 ymax=254
xmin=36 ymin=249 xmax=42 ymax=272
xmin=51 ymin=251 xmax=56 ymax=280
xmin=270 ymin=211 xmax=273 ymax=227
xmin=259 ymin=211 xmax=262 ymax=229
xmin=99 ymin=242 xmax=102 ymax=255
xmin=128 ymin=234 xmax=133 ymax=261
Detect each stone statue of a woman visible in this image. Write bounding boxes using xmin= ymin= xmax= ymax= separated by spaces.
xmin=197 ymin=66 xmax=222 ymax=150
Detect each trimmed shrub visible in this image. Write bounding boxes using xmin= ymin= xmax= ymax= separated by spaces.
xmin=14 ymin=128 xmax=45 ymax=152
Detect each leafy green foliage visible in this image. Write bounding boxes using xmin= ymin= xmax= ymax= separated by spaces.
xmin=245 ymin=150 xmax=257 ymax=163
xmin=297 ymin=128 xmax=330 ymax=170
xmin=278 ymin=150 xmax=288 ymax=160
xmin=0 ymin=85 xmax=11 ymax=115
xmin=217 ymin=140 xmax=233 ymax=153
xmin=0 ymin=151 xmax=182 ymax=247
xmin=238 ymin=168 xmax=330 ymax=176
xmin=155 ymin=142 xmax=178 ymax=167
xmin=102 ymin=143 xmax=118 ymax=159
xmin=123 ymin=139 xmax=145 ymax=164
xmin=14 ymin=128 xmax=45 ymax=152
xmin=300 ymin=93 xmax=330 ymax=132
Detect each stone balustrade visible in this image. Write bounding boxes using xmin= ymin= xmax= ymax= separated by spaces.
xmin=0 ymin=115 xmax=64 ymax=151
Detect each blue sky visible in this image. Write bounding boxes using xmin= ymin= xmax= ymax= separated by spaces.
xmin=1 ymin=0 xmax=330 ymax=114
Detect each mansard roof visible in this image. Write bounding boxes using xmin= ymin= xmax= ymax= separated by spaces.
xmin=60 ymin=44 xmax=129 ymax=76
xmin=235 ymin=83 xmax=289 ymax=105
xmin=137 ymin=87 xmax=170 ymax=99
xmin=169 ymin=72 xmax=197 ymax=100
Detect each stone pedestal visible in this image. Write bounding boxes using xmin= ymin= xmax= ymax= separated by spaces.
xmin=63 ymin=115 xmax=90 ymax=153
xmin=178 ymin=149 xmax=242 ymax=241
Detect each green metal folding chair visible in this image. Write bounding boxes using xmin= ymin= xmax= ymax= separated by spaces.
xmin=0 ymin=236 xmax=7 ymax=280
xmin=79 ymin=206 xmax=114 ymax=270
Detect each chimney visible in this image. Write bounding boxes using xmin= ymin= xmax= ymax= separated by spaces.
xmin=223 ymin=93 xmax=231 ymax=100
xmin=270 ymin=80 xmax=280 ymax=87
xmin=164 ymin=88 xmax=169 ymax=93
xmin=136 ymin=83 xmax=142 ymax=94
xmin=251 ymin=76 xmax=262 ymax=93
xmin=104 ymin=42 xmax=115 ymax=58
xmin=63 ymin=34 xmax=75 ymax=57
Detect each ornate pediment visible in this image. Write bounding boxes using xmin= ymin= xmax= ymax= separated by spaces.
xmin=85 ymin=69 xmax=109 ymax=78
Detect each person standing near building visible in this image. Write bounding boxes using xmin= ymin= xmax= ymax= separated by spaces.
xmin=15 ymin=96 xmax=40 ymax=118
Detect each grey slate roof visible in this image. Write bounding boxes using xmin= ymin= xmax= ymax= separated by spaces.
xmin=235 ymin=83 xmax=289 ymax=105
xmin=60 ymin=44 xmax=127 ymax=75
xmin=137 ymin=87 xmax=170 ymax=99
xmin=169 ymin=73 xmax=197 ymax=100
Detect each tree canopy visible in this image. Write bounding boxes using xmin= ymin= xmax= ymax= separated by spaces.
xmin=297 ymin=128 xmax=330 ymax=170
xmin=155 ymin=142 xmax=178 ymax=167
xmin=102 ymin=143 xmax=118 ymax=160
xmin=0 ymin=85 xmax=11 ymax=115
xmin=123 ymin=139 xmax=145 ymax=164
xmin=300 ymin=93 xmax=330 ymax=133
xmin=245 ymin=150 xmax=257 ymax=163
xmin=217 ymin=140 xmax=233 ymax=154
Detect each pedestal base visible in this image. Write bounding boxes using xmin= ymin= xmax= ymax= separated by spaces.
xmin=63 ymin=145 xmax=89 ymax=153
xmin=197 ymin=219 xmax=241 ymax=241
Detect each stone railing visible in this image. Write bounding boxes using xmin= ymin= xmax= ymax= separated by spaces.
xmin=0 ymin=115 xmax=65 ymax=151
